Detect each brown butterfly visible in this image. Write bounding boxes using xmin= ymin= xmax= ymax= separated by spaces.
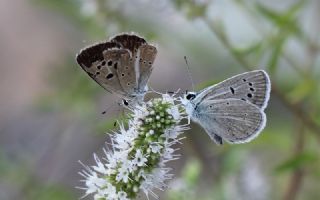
xmin=76 ymin=33 xmax=157 ymax=105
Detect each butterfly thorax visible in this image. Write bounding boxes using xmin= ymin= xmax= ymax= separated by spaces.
xmin=181 ymin=95 xmax=199 ymax=123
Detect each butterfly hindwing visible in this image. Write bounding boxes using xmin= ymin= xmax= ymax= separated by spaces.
xmin=137 ymin=44 xmax=157 ymax=91
xmin=194 ymin=98 xmax=266 ymax=144
xmin=115 ymin=49 xmax=138 ymax=96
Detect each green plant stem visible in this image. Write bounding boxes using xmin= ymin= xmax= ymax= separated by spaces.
xmin=204 ymin=18 xmax=320 ymax=141
xmin=283 ymin=122 xmax=305 ymax=200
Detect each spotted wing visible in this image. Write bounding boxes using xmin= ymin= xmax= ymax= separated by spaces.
xmin=111 ymin=34 xmax=146 ymax=54
xmin=193 ymin=99 xmax=266 ymax=144
xmin=76 ymin=41 xmax=126 ymax=96
xmin=137 ymin=44 xmax=157 ymax=92
xmin=112 ymin=34 xmax=157 ymax=93
xmin=195 ymin=70 xmax=271 ymax=110
xmin=113 ymin=49 xmax=138 ymax=96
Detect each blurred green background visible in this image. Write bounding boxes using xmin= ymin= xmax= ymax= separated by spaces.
xmin=1 ymin=0 xmax=320 ymax=199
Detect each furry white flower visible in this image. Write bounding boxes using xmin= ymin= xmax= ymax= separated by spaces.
xmin=79 ymin=94 xmax=188 ymax=199
xmin=132 ymin=149 xmax=148 ymax=167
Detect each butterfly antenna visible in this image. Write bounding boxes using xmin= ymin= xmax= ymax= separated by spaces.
xmin=148 ymin=86 xmax=163 ymax=95
xmin=149 ymin=86 xmax=184 ymax=96
xmin=184 ymin=56 xmax=195 ymax=91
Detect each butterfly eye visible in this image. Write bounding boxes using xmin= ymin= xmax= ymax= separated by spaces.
xmin=123 ymin=99 xmax=129 ymax=106
xmin=186 ymin=93 xmax=196 ymax=100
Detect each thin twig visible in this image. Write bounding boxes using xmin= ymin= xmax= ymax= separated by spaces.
xmin=283 ymin=121 xmax=305 ymax=200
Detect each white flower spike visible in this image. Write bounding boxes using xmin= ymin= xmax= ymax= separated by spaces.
xmin=79 ymin=94 xmax=189 ymax=199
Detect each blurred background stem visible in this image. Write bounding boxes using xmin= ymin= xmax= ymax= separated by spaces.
xmin=203 ymin=18 xmax=320 ymax=141
xmin=283 ymin=121 xmax=305 ymax=200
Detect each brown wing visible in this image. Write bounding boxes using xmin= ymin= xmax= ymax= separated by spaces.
xmin=76 ymin=34 xmax=157 ymax=98
xmin=137 ymin=44 xmax=157 ymax=91
xmin=76 ymin=42 xmax=119 ymax=69
xmin=76 ymin=41 xmax=126 ymax=96
xmin=114 ymin=49 xmax=138 ymax=96
xmin=110 ymin=34 xmax=146 ymax=54
xmin=112 ymin=34 xmax=157 ymax=93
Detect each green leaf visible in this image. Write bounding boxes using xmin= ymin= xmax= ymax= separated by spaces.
xmin=233 ymin=41 xmax=263 ymax=56
xmin=186 ymin=4 xmax=207 ymax=19
xmin=288 ymin=79 xmax=317 ymax=103
xmin=182 ymin=159 xmax=201 ymax=186
xmin=256 ymin=0 xmax=305 ymax=36
xmin=267 ymin=35 xmax=287 ymax=74
xmin=274 ymin=152 xmax=317 ymax=173
xmin=172 ymin=0 xmax=208 ymax=19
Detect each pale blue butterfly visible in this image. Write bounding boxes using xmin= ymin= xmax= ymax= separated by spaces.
xmin=181 ymin=70 xmax=271 ymax=145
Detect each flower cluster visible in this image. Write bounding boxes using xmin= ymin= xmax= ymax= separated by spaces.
xmin=79 ymin=94 xmax=189 ymax=199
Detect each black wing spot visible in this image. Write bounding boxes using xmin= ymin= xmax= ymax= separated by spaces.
xmin=230 ymin=87 xmax=235 ymax=94
xmin=139 ymin=58 xmax=142 ymax=62
xmin=101 ymin=61 xmax=106 ymax=66
xmin=226 ymin=102 xmax=230 ymax=105
xmin=247 ymin=93 xmax=253 ymax=98
xmin=97 ymin=65 xmax=102 ymax=70
xmin=241 ymin=98 xmax=246 ymax=101
xmin=248 ymin=82 xmax=253 ymax=86
xmin=125 ymin=66 xmax=129 ymax=70
xmin=143 ymin=61 xmax=146 ymax=64
xmin=107 ymin=60 xmax=113 ymax=66
xmin=243 ymin=78 xmax=247 ymax=82
xmin=106 ymin=73 xmax=114 ymax=79
xmin=250 ymin=87 xmax=255 ymax=91
xmin=148 ymin=61 xmax=152 ymax=65
xmin=96 ymin=71 xmax=100 ymax=75
xmin=209 ymin=105 xmax=213 ymax=108
xmin=121 ymin=73 xmax=125 ymax=77
xmin=113 ymin=62 xmax=118 ymax=69
xmin=127 ymin=83 xmax=130 ymax=86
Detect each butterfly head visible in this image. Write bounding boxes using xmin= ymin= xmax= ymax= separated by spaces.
xmin=185 ymin=92 xmax=196 ymax=101
xmin=181 ymin=91 xmax=196 ymax=105
xmin=180 ymin=92 xmax=197 ymax=124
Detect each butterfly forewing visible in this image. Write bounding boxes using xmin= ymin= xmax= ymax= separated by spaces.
xmin=76 ymin=42 xmax=126 ymax=95
xmin=196 ymin=70 xmax=270 ymax=110
xmin=195 ymin=99 xmax=265 ymax=144
xmin=76 ymin=42 xmax=120 ymax=68
xmin=111 ymin=34 xmax=146 ymax=54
